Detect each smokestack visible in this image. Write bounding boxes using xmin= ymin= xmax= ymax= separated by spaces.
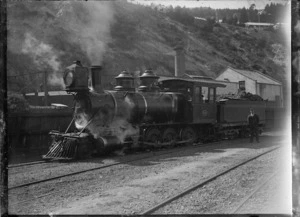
xmin=174 ymin=45 xmax=185 ymax=77
xmin=89 ymin=65 xmax=103 ymax=93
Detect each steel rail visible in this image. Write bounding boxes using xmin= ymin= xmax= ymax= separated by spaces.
xmin=8 ymin=160 xmax=55 ymax=168
xmin=7 ymin=139 xmax=207 ymax=172
xmin=8 ymin=141 xmax=222 ymax=191
xmin=231 ymin=172 xmax=278 ymax=214
xmin=141 ymin=146 xmax=280 ymax=215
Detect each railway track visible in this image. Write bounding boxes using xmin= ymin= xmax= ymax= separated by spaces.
xmin=8 ymin=160 xmax=55 ymax=168
xmin=230 ymin=172 xmax=278 ymax=214
xmin=8 ymin=141 xmax=220 ymax=191
xmin=141 ymin=146 xmax=280 ymax=215
xmin=8 ymin=139 xmax=205 ymax=171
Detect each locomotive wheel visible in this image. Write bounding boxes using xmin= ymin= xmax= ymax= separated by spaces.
xmin=144 ymin=128 xmax=161 ymax=147
xmin=180 ymin=127 xmax=197 ymax=145
xmin=162 ymin=128 xmax=177 ymax=146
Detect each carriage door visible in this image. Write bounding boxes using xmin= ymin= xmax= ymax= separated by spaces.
xmin=192 ymin=86 xmax=202 ymax=122
xmin=193 ymin=86 xmax=217 ymax=123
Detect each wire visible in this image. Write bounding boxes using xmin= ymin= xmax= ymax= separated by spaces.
xmin=7 ymin=71 xmax=45 ymax=78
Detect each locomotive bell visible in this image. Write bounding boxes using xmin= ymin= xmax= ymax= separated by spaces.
xmin=64 ymin=60 xmax=89 ymax=92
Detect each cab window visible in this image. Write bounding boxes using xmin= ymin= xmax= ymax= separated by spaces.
xmin=202 ymin=87 xmax=209 ymax=103
xmin=209 ymin=88 xmax=215 ymax=102
xmin=194 ymin=86 xmax=202 ymax=103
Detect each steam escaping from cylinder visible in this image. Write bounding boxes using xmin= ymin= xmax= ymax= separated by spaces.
xmin=74 ymin=94 xmax=139 ymax=144
xmin=74 ymin=112 xmax=89 ymax=130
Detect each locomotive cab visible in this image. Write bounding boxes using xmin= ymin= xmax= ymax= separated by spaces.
xmin=159 ymin=77 xmax=226 ymax=124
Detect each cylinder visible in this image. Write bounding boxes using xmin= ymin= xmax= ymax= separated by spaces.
xmin=90 ymin=65 xmax=103 ymax=93
xmin=98 ymin=136 xmax=121 ymax=147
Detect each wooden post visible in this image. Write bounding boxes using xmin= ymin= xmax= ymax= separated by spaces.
xmin=298 ymin=50 xmax=300 ymax=134
xmin=44 ymin=71 xmax=48 ymax=106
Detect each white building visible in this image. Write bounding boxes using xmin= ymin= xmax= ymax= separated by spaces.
xmin=244 ymin=22 xmax=274 ymax=29
xmin=215 ymin=66 xmax=282 ymax=105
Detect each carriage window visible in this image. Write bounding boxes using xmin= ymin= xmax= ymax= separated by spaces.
xmin=202 ymin=87 xmax=209 ymax=103
xmin=209 ymin=88 xmax=215 ymax=102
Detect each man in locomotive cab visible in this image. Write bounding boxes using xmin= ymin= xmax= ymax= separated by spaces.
xmin=247 ymin=108 xmax=260 ymax=143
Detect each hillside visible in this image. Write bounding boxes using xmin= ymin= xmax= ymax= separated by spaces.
xmin=7 ymin=1 xmax=289 ymax=93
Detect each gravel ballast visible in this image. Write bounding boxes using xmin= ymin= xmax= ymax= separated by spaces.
xmin=8 ymin=134 xmax=290 ymax=215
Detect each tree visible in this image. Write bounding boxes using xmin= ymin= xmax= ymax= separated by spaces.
xmin=232 ymin=13 xmax=238 ymax=25
xmin=222 ymin=16 xmax=227 ymax=23
xmin=249 ymin=3 xmax=257 ymax=22
xmin=205 ymin=16 xmax=215 ymax=31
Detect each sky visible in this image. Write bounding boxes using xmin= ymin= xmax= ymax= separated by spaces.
xmin=132 ymin=0 xmax=290 ymax=10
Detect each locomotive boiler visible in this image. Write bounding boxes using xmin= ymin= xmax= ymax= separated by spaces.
xmin=43 ymin=60 xmax=268 ymax=160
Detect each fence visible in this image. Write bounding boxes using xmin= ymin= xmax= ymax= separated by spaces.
xmin=7 ymin=107 xmax=74 ymax=163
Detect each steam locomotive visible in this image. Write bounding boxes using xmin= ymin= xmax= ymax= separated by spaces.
xmin=43 ymin=61 xmax=275 ymax=160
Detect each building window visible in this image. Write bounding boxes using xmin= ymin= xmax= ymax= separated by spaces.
xmin=239 ymin=81 xmax=245 ymax=91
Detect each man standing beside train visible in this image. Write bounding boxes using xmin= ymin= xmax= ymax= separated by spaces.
xmin=247 ymin=108 xmax=260 ymax=143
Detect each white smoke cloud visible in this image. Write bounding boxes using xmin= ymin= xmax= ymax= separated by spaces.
xmin=22 ymin=33 xmax=61 ymax=71
xmin=58 ymin=1 xmax=115 ymax=65
xmin=21 ymin=32 xmax=65 ymax=89
xmin=9 ymin=1 xmax=115 ymax=91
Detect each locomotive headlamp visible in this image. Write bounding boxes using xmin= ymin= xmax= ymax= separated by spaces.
xmin=64 ymin=60 xmax=89 ymax=92
xmin=64 ymin=72 xmax=74 ymax=87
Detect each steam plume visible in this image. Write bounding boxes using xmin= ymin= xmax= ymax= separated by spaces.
xmin=21 ymin=33 xmax=65 ymax=89
xmin=57 ymin=1 xmax=114 ymax=64
xmin=8 ymin=1 xmax=115 ymax=90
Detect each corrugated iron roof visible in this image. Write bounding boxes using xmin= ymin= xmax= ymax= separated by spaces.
xmin=245 ymin=22 xmax=274 ymax=26
xmin=194 ymin=17 xmax=207 ymax=21
xmin=25 ymin=91 xmax=70 ymax=96
xmin=159 ymin=76 xmax=226 ymax=88
xmin=227 ymin=67 xmax=281 ymax=85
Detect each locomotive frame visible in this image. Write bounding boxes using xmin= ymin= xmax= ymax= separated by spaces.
xmin=43 ymin=61 xmax=273 ymax=160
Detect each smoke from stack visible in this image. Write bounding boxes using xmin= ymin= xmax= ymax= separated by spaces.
xmin=8 ymin=1 xmax=115 ymax=91
xmin=57 ymin=1 xmax=114 ymax=65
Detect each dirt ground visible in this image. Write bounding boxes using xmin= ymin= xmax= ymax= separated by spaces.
xmin=8 ymin=133 xmax=291 ymax=215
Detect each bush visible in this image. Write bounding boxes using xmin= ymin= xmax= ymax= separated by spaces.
xmin=257 ymin=37 xmax=268 ymax=48
xmin=7 ymin=92 xmax=30 ymax=112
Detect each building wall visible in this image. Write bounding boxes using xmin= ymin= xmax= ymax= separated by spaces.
xmin=215 ymin=69 xmax=257 ymax=93
xmin=216 ymin=81 xmax=239 ymax=96
xmin=216 ymin=68 xmax=282 ymax=103
xmin=258 ymin=83 xmax=281 ymax=101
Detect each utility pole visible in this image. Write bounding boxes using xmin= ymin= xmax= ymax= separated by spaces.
xmin=298 ymin=48 xmax=300 ymax=139
xmin=44 ymin=70 xmax=48 ymax=106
